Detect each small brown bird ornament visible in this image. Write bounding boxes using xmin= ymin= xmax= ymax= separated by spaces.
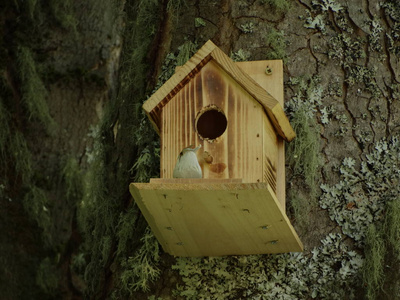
xmin=173 ymin=145 xmax=202 ymax=178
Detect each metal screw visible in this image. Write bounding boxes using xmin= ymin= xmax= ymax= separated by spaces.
xmin=265 ymin=66 xmax=272 ymax=75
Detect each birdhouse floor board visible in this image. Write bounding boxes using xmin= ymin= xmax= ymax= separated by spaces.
xmin=150 ymin=178 xmax=243 ymax=184
xmin=129 ymin=182 xmax=303 ymax=256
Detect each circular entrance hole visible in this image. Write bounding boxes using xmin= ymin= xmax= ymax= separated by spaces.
xmin=195 ymin=105 xmax=227 ymax=141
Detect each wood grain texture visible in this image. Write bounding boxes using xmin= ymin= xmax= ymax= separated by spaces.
xmin=235 ymin=60 xmax=283 ymax=106
xmin=210 ymin=48 xmax=295 ymax=141
xmin=143 ymin=41 xmax=216 ymax=115
xmin=129 ymin=182 xmax=303 ymax=256
xmin=161 ymin=60 xmax=264 ymax=183
xmin=236 ymin=60 xmax=286 ymax=210
xmin=262 ymin=112 xmax=278 ymax=194
xmin=143 ymin=41 xmax=216 ymax=134
xmin=142 ymin=40 xmax=295 ymax=141
xmin=150 ymin=178 xmax=242 ymax=184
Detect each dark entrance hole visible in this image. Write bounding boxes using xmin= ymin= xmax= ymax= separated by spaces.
xmin=195 ymin=106 xmax=227 ymax=141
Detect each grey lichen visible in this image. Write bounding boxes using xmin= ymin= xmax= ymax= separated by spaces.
xmin=320 ymin=137 xmax=400 ymax=245
xmin=230 ymin=49 xmax=251 ymax=62
xmin=382 ymin=1 xmax=400 ymax=55
xmin=240 ymin=22 xmax=255 ymax=33
xmin=194 ymin=17 xmax=206 ymax=28
xmin=172 ymin=234 xmax=362 ymax=299
xmin=327 ymin=33 xmax=366 ymax=66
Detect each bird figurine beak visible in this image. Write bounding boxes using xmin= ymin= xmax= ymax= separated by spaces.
xmin=173 ymin=145 xmax=203 ymax=178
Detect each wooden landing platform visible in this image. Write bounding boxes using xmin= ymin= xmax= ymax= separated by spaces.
xmin=129 ymin=180 xmax=303 ymax=257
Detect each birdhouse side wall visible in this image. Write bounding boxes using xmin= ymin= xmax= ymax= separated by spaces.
xmin=161 ymin=60 xmax=268 ymax=183
xmin=262 ymin=112 xmax=278 ymax=194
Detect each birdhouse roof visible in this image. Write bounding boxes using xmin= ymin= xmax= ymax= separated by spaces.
xmin=143 ymin=40 xmax=295 ymax=142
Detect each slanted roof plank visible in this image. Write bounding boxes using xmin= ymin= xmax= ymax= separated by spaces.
xmin=142 ymin=40 xmax=295 ymax=141
xmin=210 ymin=47 xmax=295 ymax=141
xmin=143 ymin=40 xmax=217 ymax=115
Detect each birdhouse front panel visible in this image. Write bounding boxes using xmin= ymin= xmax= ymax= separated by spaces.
xmin=160 ymin=60 xmax=278 ymax=189
xmin=131 ymin=40 xmax=302 ymax=256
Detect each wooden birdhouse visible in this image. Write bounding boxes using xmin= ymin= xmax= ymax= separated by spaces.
xmin=129 ymin=40 xmax=303 ymax=256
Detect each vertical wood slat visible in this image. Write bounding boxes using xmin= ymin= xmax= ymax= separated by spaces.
xmin=144 ymin=40 xmax=295 ymax=142
xmin=161 ymin=60 xmax=264 ymax=183
xmin=161 ymin=60 xmax=286 ymax=209
xmin=236 ymin=60 xmax=285 ymax=210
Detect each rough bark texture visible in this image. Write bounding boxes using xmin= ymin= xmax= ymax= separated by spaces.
xmin=2 ymin=0 xmax=400 ymax=299
xmin=124 ymin=0 xmax=400 ymax=298
xmin=0 ymin=0 xmax=123 ymax=298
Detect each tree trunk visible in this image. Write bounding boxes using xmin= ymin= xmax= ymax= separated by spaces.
xmin=2 ymin=0 xmax=400 ymax=299
xmin=0 ymin=0 xmax=123 ymax=298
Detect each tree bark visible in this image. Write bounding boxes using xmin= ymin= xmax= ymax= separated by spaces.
xmin=2 ymin=0 xmax=400 ymax=299
xmin=0 ymin=0 xmax=123 ymax=298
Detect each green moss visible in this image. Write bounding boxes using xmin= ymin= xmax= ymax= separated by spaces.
xmin=176 ymin=40 xmax=198 ymax=66
xmin=385 ymin=199 xmax=400 ymax=258
xmin=261 ymin=0 xmax=291 ymax=13
xmin=36 ymin=257 xmax=60 ymax=295
xmin=23 ymin=185 xmax=52 ymax=245
xmin=79 ymin=124 xmax=118 ymax=288
xmin=0 ymin=99 xmax=11 ymax=163
xmin=78 ymin=1 xmax=164 ymax=294
xmin=25 ymin=0 xmax=39 ymax=19
xmin=264 ymin=28 xmax=287 ymax=61
xmin=285 ymin=76 xmax=323 ymax=229
xmin=62 ymin=157 xmax=83 ymax=203
xmin=78 ymin=1 xmax=200 ymax=296
xmin=49 ymin=0 xmax=77 ymax=32
xmin=71 ymin=252 xmax=86 ymax=275
xmin=363 ymin=224 xmax=385 ymax=300
xmin=287 ymin=107 xmax=320 ymax=194
xmin=120 ymin=228 xmax=160 ymax=293
xmin=286 ymin=107 xmax=320 ymax=227
xmin=288 ymin=190 xmax=311 ymax=230
xmin=10 ymin=131 xmax=33 ymax=185
xmin=360 ymin=199 xmax=400 ymax=299
xmin=116 ymin=206 xmax=140 ymax=257
xmin=167 ymin=0 xmax=187 ymax=19
xmin=17 ymin=46 xmax=56 ymax=133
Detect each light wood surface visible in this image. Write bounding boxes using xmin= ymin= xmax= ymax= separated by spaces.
xmin=235 ymin=60 xmax=283 ymax=106
xmin=142 ymin=40 xmax=295 ymax=142
xmin=236 ymin=60 xmax=286 ymax=210
xmin=132 ymin=43 xmax=302 ymax=256
xmin=161 ymin=60 xmax=267 ymax=184
xmin=150 ymin=178 xmax=242 ymax=184
xmin=129 ymin=182 xmax=303 ymax=256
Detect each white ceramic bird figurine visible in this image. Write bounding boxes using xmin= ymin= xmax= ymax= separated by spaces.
xmin=173 ymin=145 xmax=202 ymax=178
